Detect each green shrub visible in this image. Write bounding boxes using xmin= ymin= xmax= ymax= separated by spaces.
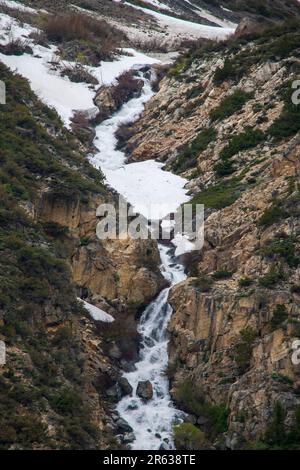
xmin=213 ymin=158 xmax=234 ymax=177
xmin=259 ymin=266 xmax=284 ymax=288
xmin=174 ymin=380 xmax=205 ymax=416
xmin=186 ymin=84 xmax=204 ymax=100
xmin=234 ymin=326 xmax=257 ymax=372
xmin=238 ymin=277 xmax=253 ymax=287
xmin=174 ymin=127 xmax=216 ymax=173
xmin=257 ymin=202 xmax=287 ymax=227
xmin=220 ymin=128 xmax=265 ymax=160
xmin=191 ymin=178 xmax=243 ymax=210
xmin=265 ymin=402 xmax=286 ymax=446
xmin=42 ymin=221 xmax=69 ymax=238
xmin=213 ymin=59 xmax=235 ymax=85
xmin=210 ymin=90 xmax=253 ymax=122
xmin=268 ymin=82 xmax=300 ymax=141
xmin=174 ymin=381 xmax=229 ymax=435
xmin=49 ymin=388 xmax=82 ymax=415
xmin=270 ymin=304 xmax=288 ymax=330
xmin=212 ymin=269 xmax=232 ymax=280
xmin=191 ymin=275 xmax=213 ymax=292
xmin=168 ymin=56 xmax=190 ymax=77
xmin=291 ymin=284 xmax=300 ymax=294
xmin=261 ymin=234 xmax=299 ymax=268
xmin=173 ymin=423 xmax=205 ymax=450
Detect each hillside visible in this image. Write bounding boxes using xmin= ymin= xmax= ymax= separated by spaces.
xmin=0 ymin=0 xmax=300 ymax=454
xmin=120 ymin=20 xmax=300 ymax=448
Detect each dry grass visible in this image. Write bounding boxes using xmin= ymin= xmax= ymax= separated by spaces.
xmin=130 ymin=36 xmax=169 ymax=53
xmin=41 ymin=11 xmax=125 ymax=45
xmin=40 ymin=11 xmax=127 ymax=64
xmin=60 ymin=63 xmax=98 ymax=85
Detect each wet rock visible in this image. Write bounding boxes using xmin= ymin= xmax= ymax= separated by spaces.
xmin=184 ymin=414 xmax=197 ymax=425
xmin=108 ymin=343 xmax=122 ymax=360
xmin=120 ymin=359 xmax=137 ymax=372
xmin=123 ymin=432 xmax=135 ymax=444
xmin=144 ymin=336 xmax=155 ymax=348
xmin=126 ymin=402 xmax=138 ymax=411
xmin=136 ymin=380 xmax=153 ymax=400
xmin=159 ymin=442 xmax=170 ymax=450
xmin=111 ymin=412 xmax=120 ymax=422
xmin=197 ymin=416 xmax=209 ymax=426
xmin=106 ymin=384 xmax=121 ymax=401
xmin=118 ymin=377 xmax=133 ymax=396
xmin=116 ymin=418 xmax=133 ymax=433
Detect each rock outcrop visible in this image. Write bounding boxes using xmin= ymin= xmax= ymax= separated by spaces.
xmin=118 ymin=23 xmax=300 ymax=448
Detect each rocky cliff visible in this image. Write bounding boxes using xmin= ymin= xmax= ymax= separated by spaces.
xmin=118 ymin=20 xmax=300 ymax=448
xmin=0 ymin=62 xmax=163 ymax=449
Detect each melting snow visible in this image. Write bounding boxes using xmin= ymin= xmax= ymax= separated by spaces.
xmin=79 ymin=299 xmax=115 ymax=323
xmin=125 ymin=1 xmax=235 ymax=40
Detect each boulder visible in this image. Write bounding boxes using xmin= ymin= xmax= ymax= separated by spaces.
xmin=118 ymin=377 xmax=133 ymax=396
xmin=136 ymin=380 xmax=153 ymax=400
xmin=116 ymin=418 xmax=133 ymax=433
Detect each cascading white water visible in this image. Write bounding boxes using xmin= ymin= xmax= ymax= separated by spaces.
xmin=89 ymin=65 xmax=189 ymax=449
xmin=116 ymin=243 xmax=186 ymax=450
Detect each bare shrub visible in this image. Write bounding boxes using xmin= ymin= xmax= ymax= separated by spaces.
xmin=112 ymin=71 xmax=143 ymax=108
xmin=0 ymin=37 xmax=32 ymax=55
xmin=115 ymin=123 xmax=135 ymax=149
xmin=28 ymin=30 xmax=49 ymax=47
xmin=130 ymin=36 xmax=169 ymax=53
xmin=41 ymin=11 xmax=125 ymax=45
xmin=60 ymin=63 xmax=98 ymax=85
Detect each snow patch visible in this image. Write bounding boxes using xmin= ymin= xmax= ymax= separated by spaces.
xmin=125 ymin=1 xmax=235 ymax=40
xmin=0 ymin=0 xmax=37 ymax=14
xmin=79 ymin=299 xmax=115 ymax=323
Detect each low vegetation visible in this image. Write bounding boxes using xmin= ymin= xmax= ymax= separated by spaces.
xmin=210 ymin=90 xmax=253 ymax=122
xmin=41 ymin=11 xmax=126 ymax=64
xmin=233 ymin=326 xmax=257 ymax=373
xmin=174 ymin=381 xmax=229 ymax=436
xmin=173 ymin=127 xmax=216 ymax=173
xmin=173 ymin=423 xmax=205 ymax=450
xmin=0 ymin=63 xmax=108 ymax=449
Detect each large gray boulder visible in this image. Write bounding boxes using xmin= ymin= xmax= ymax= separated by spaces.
xmin=136 ymin=380 xmax=153 ymax=400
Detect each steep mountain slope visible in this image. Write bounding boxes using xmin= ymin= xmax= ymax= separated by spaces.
xmin=0 ymin=3 xmax=166 ymax=448
xmin=128 ymin=0 xmax=300 ymax=24
xmin=118 ymin=21 xmax=300 ymax=448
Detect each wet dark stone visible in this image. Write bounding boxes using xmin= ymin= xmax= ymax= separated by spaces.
xmin=136 ymin=380 xmax=153 ymax=400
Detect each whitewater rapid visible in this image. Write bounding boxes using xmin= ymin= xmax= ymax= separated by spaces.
xmin=116 ymin=243 xmax=186 ymax=449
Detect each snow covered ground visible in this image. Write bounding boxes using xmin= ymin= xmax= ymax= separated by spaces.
xmin=125 ymin=1 xmax=235 ymax=40
xmin=79 ymin=299 xmax=115 ymax=323
xmin=0 ymin=11 xmax=160 ymax=127
xmin=0 ymin=0 xmax=37 ymax=14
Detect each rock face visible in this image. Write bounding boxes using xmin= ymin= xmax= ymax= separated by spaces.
xmin=36 ymin=191 xmax=165 ymax=314
xmin=119 ymin=24 xmax=300 ymax=448
xmin=137 ymin=380 xmax=153 ymax=400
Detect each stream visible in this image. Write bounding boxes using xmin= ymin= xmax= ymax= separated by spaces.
xmin=90 ymin=66 xmax=188 ymax=449
xmin=116 ymin=243 xmax=186 ymax=450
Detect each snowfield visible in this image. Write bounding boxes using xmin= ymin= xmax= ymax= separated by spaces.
xmin=79 ymin=299 xmax=115 ymax=323
xmin=125 ymin=1 xmax=235 ymax=40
